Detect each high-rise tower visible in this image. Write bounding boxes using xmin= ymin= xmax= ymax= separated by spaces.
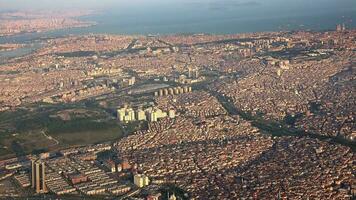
xmin=31 ymin=159 xmax=47 ymax=193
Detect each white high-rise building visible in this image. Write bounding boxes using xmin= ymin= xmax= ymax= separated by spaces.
xmin=134 ymin=174 xmax=150 ymax=188
xmin=169 ymin=109 xmax=176 ymax=119
xmin=117 ymin=108 xmax=126 ymax=122
xmin=128 ymin=108 xmax=136 ymax=121
xmin=136 ymin=109 xmax=146 ymax=121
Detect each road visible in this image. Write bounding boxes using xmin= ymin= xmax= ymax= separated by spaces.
xmin=41 ymin=130 xmax=59 ymax=146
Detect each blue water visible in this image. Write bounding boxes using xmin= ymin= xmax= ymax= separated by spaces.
xmin=0 ymin=1 xmax=355 ymax=44
xmin=0 ymin=43 xmax=42 ymax=62
xmin=82 ymin=10 xmax=355 ymax=35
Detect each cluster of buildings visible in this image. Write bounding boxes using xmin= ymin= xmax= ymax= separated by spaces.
xmin=0 ymin=23 xmax=354 ymax=199
xmin=154 ymin=86 xmax=192 ymax=97
xmin=86 ymin=67 xmax=122 ymax=77
xmin=59 ymin=84 xmax=113 ymax=103
xmin=231 ymin=137 xmax=355 ymax=199
xmin=156 ymin=91 xmax=226 ymax=118
xmin=115 ymin=118 xmax=355 ymax=199
xmin=7 ymin=149 xmax=136 ymax=196
xmin=187 ymin=67 xmax=200 ymax=79
xmin=224 ymin=44 xmax=254 ymax=57
xmin=0 ymin=17 xmax=94 ymax=37
xmin=1 ymin=138 xmax=179 ymax=198
xmin=118 ymin=133 xmax=274 ymax=199
xmin=14 ymin=173 xmax=31 ymax=188
xmin=265 ymin=58 xmax=290 ymax=69
xmin=0 ymin=34 xmax=136 ymax=111
xmin=209 ymin=30 xmax=355 ymax=140
xmin=116 ymin=114 xmax=260 ymax=152
xmin=122 ymin=76 xmax=136 ymax=86
xmin=214 ymin=53 xmax=355 ymax=140
xmin=134 ymin=174 xmax=150 ymax=188
xmin=117 ymin=106 xmax=176 ymax=123
xmin=336 ymin=23 xmax=347 ymax=32
xmin=174 ymin=70 xmax=205 ymax=84
xmin=40 ymin=35 xmax=133 ymax=54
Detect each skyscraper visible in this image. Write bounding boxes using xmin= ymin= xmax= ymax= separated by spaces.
xmin=169 ymin=109 xmax=176 ymax=119
xmin=134 ymin=174 xmax=150 ymax=188
xmin=31 ymin=159 xmax=47 ymax=193
xmin=194 ymin=69 xmax=199 ymax=79
xmin=188 ymin=67 xmax=193 ymax=78
xmin=136 ymin=109 xmax=147 ymax=121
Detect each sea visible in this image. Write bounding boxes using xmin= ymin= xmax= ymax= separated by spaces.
xmin=0 ymin=1 xmax=355 ymax=59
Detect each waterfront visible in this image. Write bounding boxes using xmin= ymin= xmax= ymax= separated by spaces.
xmin=0 ymin=43 xmax=42 ymax=62
xmin=0 ymin=7 xmax=355 ymax=44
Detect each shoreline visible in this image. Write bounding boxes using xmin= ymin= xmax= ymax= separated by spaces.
xmin=1 ymin=27 xmax=355 ymax=45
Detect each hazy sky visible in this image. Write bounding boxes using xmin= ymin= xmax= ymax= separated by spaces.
xmin=0 ymin=0 xmax=355 ymax=11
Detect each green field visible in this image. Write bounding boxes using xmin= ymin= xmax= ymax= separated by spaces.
xmin=0 ymin=100 xmax=139 ymax=159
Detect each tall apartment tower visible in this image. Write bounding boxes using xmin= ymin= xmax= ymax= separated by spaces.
xmin=31 ymin=159 xmax=47 ymax=193
xmin=188 ymin=67 xmax=193 ymax=78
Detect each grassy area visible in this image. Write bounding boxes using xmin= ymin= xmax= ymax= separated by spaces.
xmin=0 ymin=100 xmax=135 ymax=158
xmin=51 ymin=121 xmax=124 ymax=146
xmin=0 ymin=131 xmax=55 ymax=157
xmin=55 ymin=51 xmax=96 ymax=57
xmin=0 ymin=122 xmax=124 ymax=159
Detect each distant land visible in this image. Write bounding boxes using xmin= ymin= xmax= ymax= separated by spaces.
xmin=0 ymin=7 xmax=355 ymax=44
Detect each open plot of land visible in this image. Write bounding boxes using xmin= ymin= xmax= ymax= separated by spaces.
xmin=0 ymin=101 xmax=128 ymax=158
xmin=50 ymin=121 xmax=124 ymax=146
xmin=0 ymin=131 xmax=55 ymax=157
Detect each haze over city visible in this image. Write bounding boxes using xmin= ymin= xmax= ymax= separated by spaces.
xmin=0 ymin=0 xmax=355 ymax=199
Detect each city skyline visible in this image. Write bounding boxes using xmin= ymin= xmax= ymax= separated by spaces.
xmin=0 ymin=0 xmax=354 ymax=199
